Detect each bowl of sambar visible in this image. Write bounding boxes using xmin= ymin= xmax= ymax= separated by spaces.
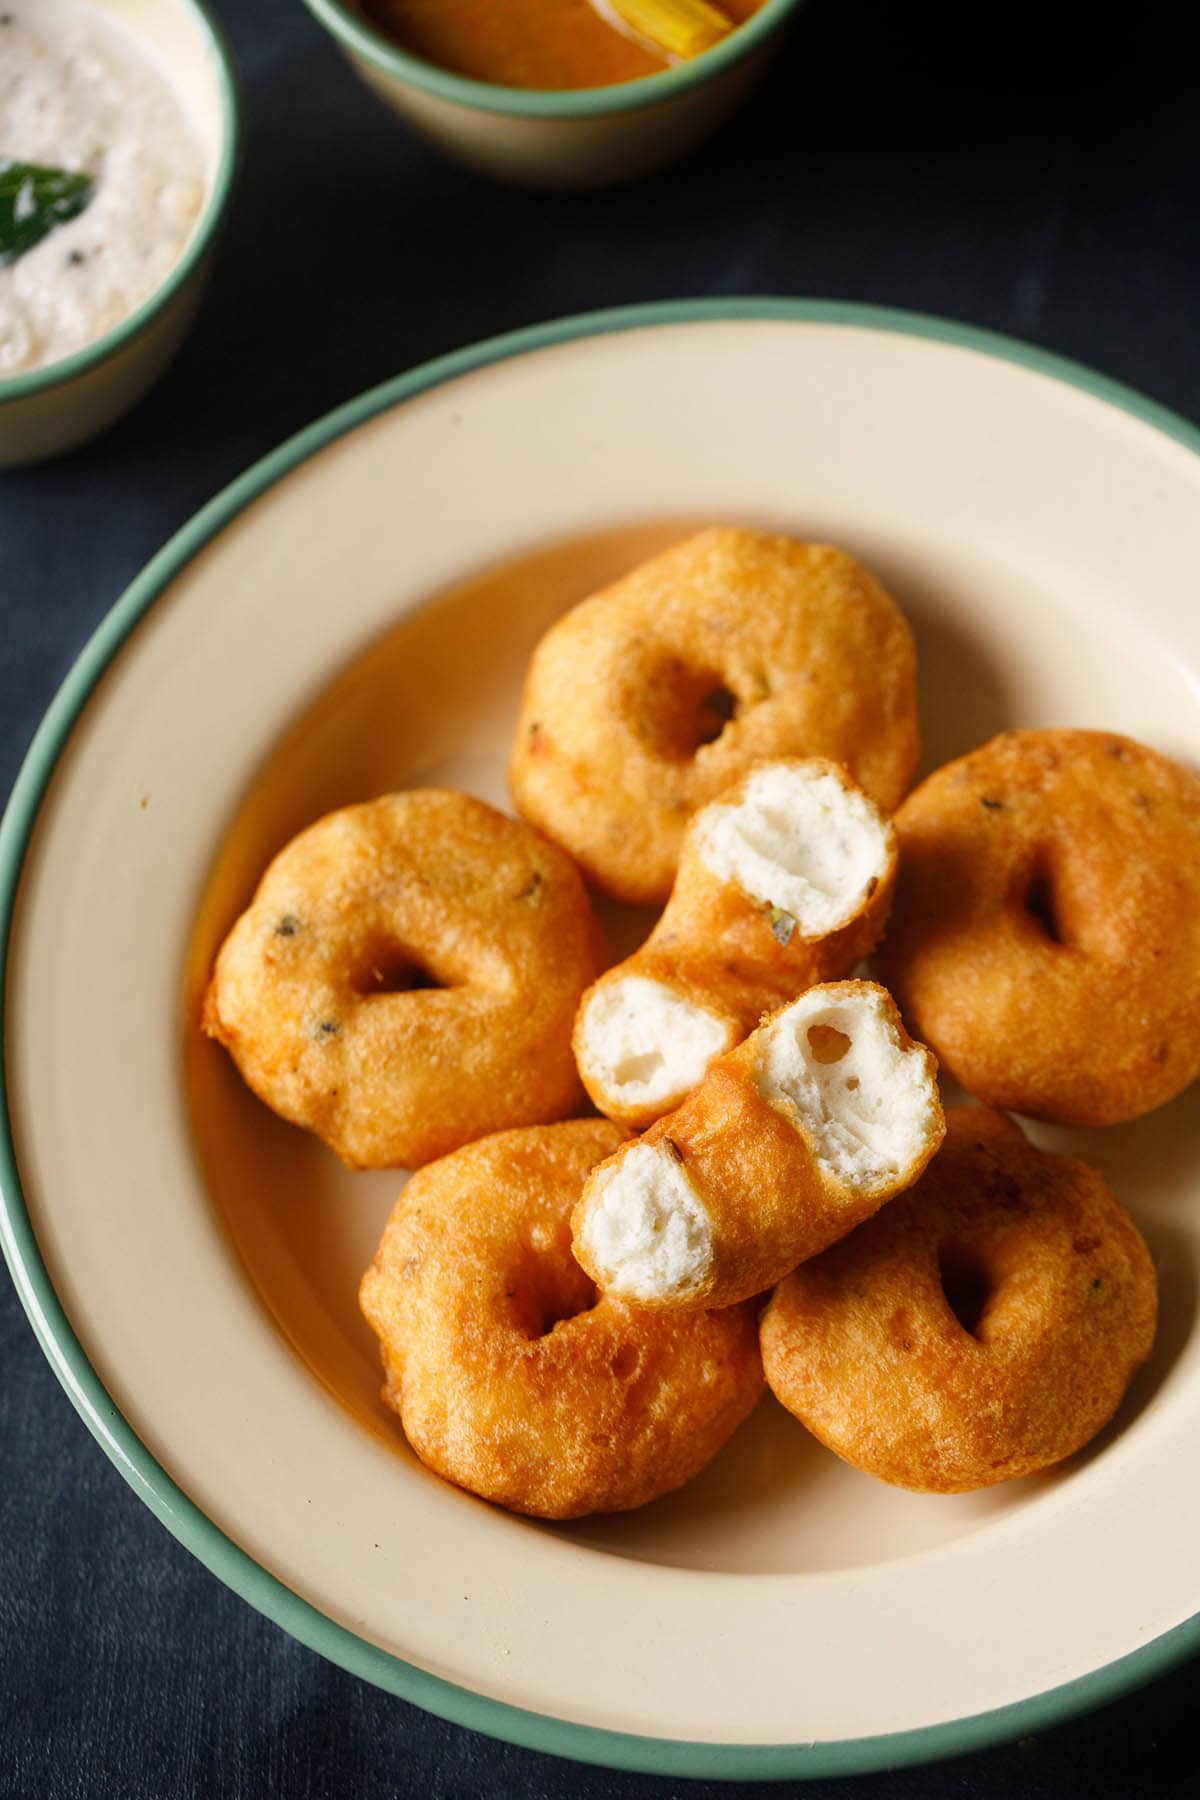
xmin=299 ymin=0 xmax=802 ymax=187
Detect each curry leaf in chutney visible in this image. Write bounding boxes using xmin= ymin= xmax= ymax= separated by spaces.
xmin=0 ymin=159 xmax=96 ymax=266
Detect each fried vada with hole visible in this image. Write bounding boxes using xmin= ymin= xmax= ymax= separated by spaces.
xmin=760 ymin=1106 xmax=1158 ymax=1492
xmin=509 ymin=528 xmax=919 ymax=903
xmin=877 ymin=729 xmax=1200 ymax=1126
xmin=573 ymin=981 xmax=944 ymax=1312
xmin=203 ymin=791 xmax=604 ymax=1169
xmin=575 ymin=759 xmax=897 ymax=1129
xmin=359 ymin=1120 xmax=764 ymax=1518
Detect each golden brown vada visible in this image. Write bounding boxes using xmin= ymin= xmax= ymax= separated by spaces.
xmin=203 ymin=791 xmax=604 ymax=1169
xmin=509 ymin=528 xmax=919 ymax=903
xmin=760 ymin=1106 xmax=1158 ymax=1492
xmin=877 ymin=729 xmax=1200 ymax=1126
xmin=359 ymin=1120 xmax=764 ymax=1518
xmin=573 ymin=981 xmax=944 ymax=1311
xmin=575 ymin=759 xmax=898 ymax=1129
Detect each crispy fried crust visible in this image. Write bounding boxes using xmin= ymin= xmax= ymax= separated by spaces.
xmin=877 ymin=729 xmax=1200 ymax=1125
xmin=761 ymin=1106 xmax=1158 ymax=1492
xmin=359 ymin=1121 xmax=764 ymax=1519
xmin=574 ymin=759 xmax=898 ymax=1128
xmin=203 ymin=791 xmax=604 ymax=1168
xmin=573 ymin=982 xmax=944 ymax=1311
xmin=509 ymin=529 xmax=919 ymax=903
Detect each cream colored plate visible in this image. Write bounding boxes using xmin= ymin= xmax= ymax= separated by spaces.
xmin=4 ymin=304 xmax=1199 ymax=1777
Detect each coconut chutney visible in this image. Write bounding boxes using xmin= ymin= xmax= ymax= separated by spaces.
xmin=0 ymin=1 xmax=206 ymax=376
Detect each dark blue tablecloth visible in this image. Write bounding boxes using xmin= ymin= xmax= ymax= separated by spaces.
xmin=3 ymin=2 xmax=1197 ymax=1793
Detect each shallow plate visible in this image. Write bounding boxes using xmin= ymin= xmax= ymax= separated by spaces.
xmin=3 ymin=301 xmax=1199 ymax=1781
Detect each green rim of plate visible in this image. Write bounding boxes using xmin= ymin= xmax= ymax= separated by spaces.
xmin=2 ymin=299 xmax=1199 ymax=1780
xmin=0 ymin=0 xmax=241 ymax=405
xmin=298 ymin=0 xmax=801 ymax=119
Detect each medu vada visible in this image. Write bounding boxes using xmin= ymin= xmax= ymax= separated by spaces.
xmin=509 ymin=528 xmax=919 ymax=903
xmin=760 ymin=1106 xmax=1158 ymax=1492
xmin=359 ymin=1120 xmax=764 ymax=1518
xmin=877 ymin=729 xmax=1200 ymax=1126
xmin=572 ymin=981 xmax=944 ymax=1312
xmin=575 ymin=759 xmax=898 ymax=1129
xmin=203 ymin=790 xmax=603 ymax=1169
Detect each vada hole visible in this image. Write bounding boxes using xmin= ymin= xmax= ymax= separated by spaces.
xmin=938 ymin=1240 xmax=995 ymax=1339
xmin=639 ymin=661 xmax=737 ymax=759
xmin=355 ymin=946 xmax=444 ymax=996
xmin=510 ymin=1261 xmax=599 ymax=1339
xmin=1024 ymin=857 xmax=1064 ymax=946
xmin=807 ymin=1024 xmax=852 ymax=1064
xmin=697 ymin=684 xmax=737 ymax=746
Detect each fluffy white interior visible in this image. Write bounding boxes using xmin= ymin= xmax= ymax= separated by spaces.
xmin=695 ymin=763 xmax=890 ymax=937
xmin=579 ymin=1142 xmax=714 ymax=1302
xmin=754 ymin=986 xmax=936 ymax=1188
xmin=578 ymin=975 xmax=734 ymax=1110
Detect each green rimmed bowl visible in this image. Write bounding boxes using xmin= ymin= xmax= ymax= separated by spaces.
xmin=299 ymin=0 xmax=802 ymax=187
xmin=0 ymin=0 xmax=240 ymax=469
xmin=3 ymin=300 xmax=1200 ymax=1778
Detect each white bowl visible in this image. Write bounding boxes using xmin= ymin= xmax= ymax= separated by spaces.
xmin=299 ymin=0 xmax=802 ymax=188
xmin=0 ymin=0 xmax=240 ymax=469
xmin=2 ymin=301 xmax=1199 ymax=1778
